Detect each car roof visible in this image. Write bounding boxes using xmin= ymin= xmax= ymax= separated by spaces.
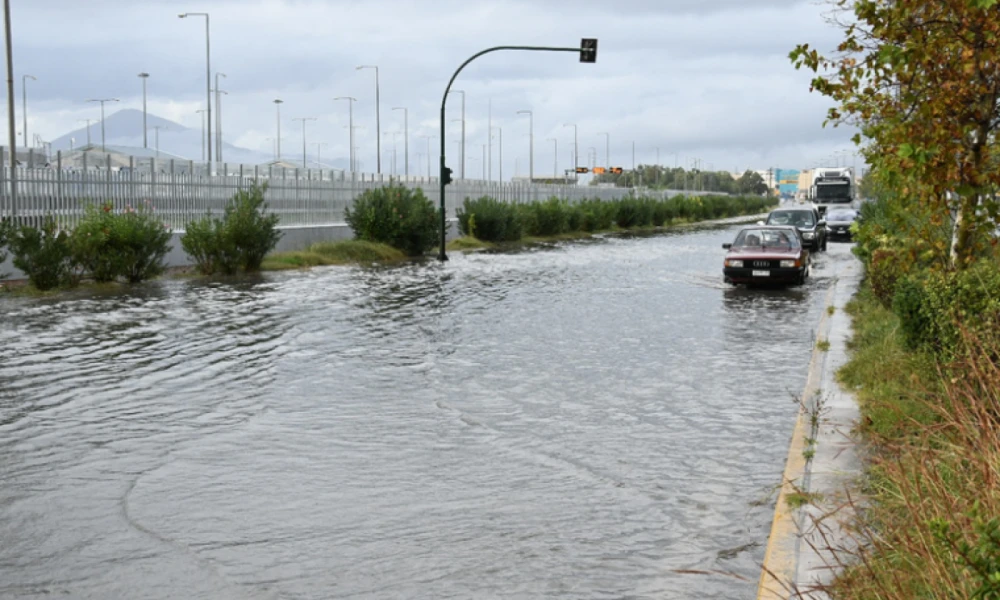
xmin=739 ymin=225 xmax=799 ymax=232
xmin=770 ymin=207 xmax=815 ymax=213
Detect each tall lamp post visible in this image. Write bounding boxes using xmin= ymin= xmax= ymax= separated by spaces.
xmin=547 ymin=137 xmax=557 ymax=178
xmin=178 ymin=12 xmax=211 ymax=172
xmin=78 ymin=119 xmax=93 ymax=146
xmin=448 ymin=89 xmax=465 ymax=179
xmin=21 ymin=73 xmax=35 ymax=150
xmin=137 ymin=72 xmax=149 ymax=148
xmin=273 ymin=98 xmax=283 ymax=161
xmin=334 ymin=96 xmax=356 ymax=172
xmin=598 ymin=132 xmax=609 ymax=169
xmin=517 ymin=109 xmax=533 ymax=181
xmin=420 ymin=134 xmax=433 ymax=179
xmin=293 ymin=117 xmax=317 ymax=168
xmin=491 ymin=126 xmax=503 ymax=183
xmin=356 ymin=64 xmax=380 ymax=174
xmin=195 ymin=108 xmax=207 ymax=160
xmin=86 ymin=98 xmax=119 ymax=152
xmin=563 ymin=123 xmax=577 ymax=179
xmin=214 ymin=72 xmax=225 ymax=161
xmin=392 ymin=106 xmax=408 ymax=177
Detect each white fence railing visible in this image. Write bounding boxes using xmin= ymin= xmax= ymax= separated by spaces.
xmin=0 ymin=164 xmax=713 ymax=231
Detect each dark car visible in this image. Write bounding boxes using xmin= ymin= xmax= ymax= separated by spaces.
xmin=824 ymin=207 xmax=860 ymax=240
xmin=764 ymin=207 xmax=827 ymax=252
xmin=723 ymin=226 xmax=811 ymax=286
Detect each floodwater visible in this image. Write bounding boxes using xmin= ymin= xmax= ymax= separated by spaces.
xmin=0 ymin=223 xmax=857 ymax=599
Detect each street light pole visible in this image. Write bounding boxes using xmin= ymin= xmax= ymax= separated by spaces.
xmin=563 ymin=123 xmax=577 ymax=180
xmin=598 ymin=132 xmax=609 ymax=169
xmin=356 ymin=65 xmax=380 ymax=174
xmin=273 ymin=98 xmax=283 ymax=161
xmin=87 ymin=98 xmax=120 ymax=152
xmin=447 ymin=90 xmax=465 ymax=179
xmin=196 ymin=108 xmax=206 ymax=161
xmin=293 ymin=117 xmax=317 ymax=168
xmin=178 ymin=12 xmax=211 ymax=173
xmin=21 ymin=73 xmax=35 ymax=150
xmin=334 ymin=96 xmax=356 ymax=172
xmin=420 ymin=134 xmax=432 ymax=179
xmin=152 ymin=125 xmax=164 ymax=158
xmin=214 ymin=72 xmax=225 ymax=161
xmin=492 ymin=126 xmax=502 ymax=183
xmin=547 ymin=137 xmax=557 ymax=178
xmin=392 ymin=106 xmax=408 ymax=177
xmin=517 ymin=109 xmax=533 ymax=181
xmin=313 ymin=142 xmax=327 ymax=168
xmin=78 ymin=119 xmax=93 ymax=146
xmin=137 ymin=72 xmax=149 ymax=148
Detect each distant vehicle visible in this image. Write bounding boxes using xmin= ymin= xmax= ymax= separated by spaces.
xmin=722 ymin=226 xmax=811 ymax=286
xmin=825 ymin=207 xmax=860 ymax=241
xmin=764 ymin=206 xmax=828 ymax=252
xmin=811 ymin=167 xmax=855 ymax=216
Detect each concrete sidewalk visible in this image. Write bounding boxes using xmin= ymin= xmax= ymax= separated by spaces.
xmin=757 ymin=257 xmax=864 ymax=599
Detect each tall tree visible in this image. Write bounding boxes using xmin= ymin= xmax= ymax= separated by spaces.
xmin=791 ymin=0 xmax=1000 ymax=268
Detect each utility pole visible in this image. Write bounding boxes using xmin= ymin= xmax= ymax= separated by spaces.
xmin=517 ymin=109 xmax=533 ymax=181
xmin=564 ymin=123 xmax=577 ymax=181
xmin=392 ymin=106 xmax=408 ymax=177
xmin=449 ymin=89 xmax=465 ymax=179
xmin=214 ymin=72 xmax=225 ymax=161
xmin=273 ymin=98 xmax=283 ymax=161
xmin=196 ymin=108 xmax=206 ymax=161
xmin=293 ymin=117 xmax=317 ymax=168
xmin=547 ymin=137 xmax=557 ymax=178
xmin=334 ymin=96 xmax=356 ymax=172
xmin=137 ymin=72 xmax=149 ymax=148
xmin=487 ymin=98 xmax=491 ymax=181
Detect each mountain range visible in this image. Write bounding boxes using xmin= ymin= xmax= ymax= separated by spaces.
xmin=48 ymin=109 xmax=347 ymax=168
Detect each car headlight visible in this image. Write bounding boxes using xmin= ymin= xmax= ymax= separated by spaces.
xmin=725 ymin=259 xmax=743 ymax=268
xmin=802 ymin=232 xmax=815 ymax=239
xmin=780 ymin=260 xmax=799 ymax=268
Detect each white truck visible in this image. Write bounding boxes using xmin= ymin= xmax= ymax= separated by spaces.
xmin=810 ymin=167 xmax=855 ymax=216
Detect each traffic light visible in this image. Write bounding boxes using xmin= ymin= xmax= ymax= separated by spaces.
xmin=575 ymin=167 xmax=589 ymax=174
xmin=592 ymin=167 xmax=606 ymax=175
xmin=611 ymin=167 xmax=623 ymax=175
xmin=580 ymin=38 xmax=598 ymax=63
xmin=442 ymin=166 xmax=453 ymax=185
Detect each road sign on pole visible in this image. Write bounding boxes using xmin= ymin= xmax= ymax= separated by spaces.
xmin=580 ymin=38 xmax=597 ymax=63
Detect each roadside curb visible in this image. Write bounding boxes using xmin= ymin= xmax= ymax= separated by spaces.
xmin=756 ymin=259 xmax=863 ymax=599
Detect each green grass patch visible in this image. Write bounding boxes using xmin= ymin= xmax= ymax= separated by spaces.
xmin=816 ymin=339 xmax=831 ymax=352
xmin=262 ymin=240 xmax=405 ymax=270
xmin=785 ymin=491 xmax=822 ymax=509
xmin=447 ymin=236 xmax=494 ymax=251
xmin=827 ymin=305 xmax=836 ymax=315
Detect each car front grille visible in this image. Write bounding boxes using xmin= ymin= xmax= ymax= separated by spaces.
xmin=749 ymin=260 xmax=780 ymax=268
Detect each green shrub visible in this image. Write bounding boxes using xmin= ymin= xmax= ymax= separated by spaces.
xmin=869 ymin=248 xmax=910 ymax=309
xmin=8 ymin=217 xmax=75 ymax=290
xmin=344 ymin=185 xmax=440 ymax=256
xmin=0 ymin=218 xmax=10 ymax=280
xmin=529 ymin=197 xmax=570 ymax=236
xmin=456 ymin=196 xmax=522 ymax=242
xmin=893 ymin=260 xmax=1000 ymax=356
xmin=615 ymin=197 xmax=654 ymax=228
xmin=577 ymin=199 xmax=616 ymax=232
xmin=564 ymin=202 xmax=585 ymax=232
xmin=71 ymin=202 xmax=172 ymax=283
xmin=182 ymin=183 xmax=283 ymax=275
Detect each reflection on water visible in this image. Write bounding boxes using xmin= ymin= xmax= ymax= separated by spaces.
xmin=0 ymin=227 xmax=857 ymax=599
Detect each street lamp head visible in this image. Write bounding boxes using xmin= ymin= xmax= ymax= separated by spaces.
xmin=334 ymin=96 xmax=356 ymax=101
xmin=24 ymin=74 xmax=36 ymax=81
xmin=178 ymin=13 xmax=187 ymax=18
xmin=517 ymin=110 xmax=531 ymax=115
xmin=273 ymin=99 xmax=283 ymax=104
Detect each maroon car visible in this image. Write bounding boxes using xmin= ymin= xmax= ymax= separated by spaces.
xmin=722 ymin=226 xmax=811 ymax=285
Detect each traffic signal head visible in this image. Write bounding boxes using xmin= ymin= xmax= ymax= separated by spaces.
xmin=592 ymin=167 xmax=606 ymax=175
xmin=442 ymin=166 xmax=453 ymax=185
xmin=580 ymin=38 xmax=598 ymax=63
xmin=575 ymin=167 xmax=589 ymax=174
xmin=611 ymin=167 xmax=623 ymax=175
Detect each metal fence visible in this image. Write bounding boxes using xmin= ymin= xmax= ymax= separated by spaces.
xmin=0 ymin=154 xmax=713 ymax=231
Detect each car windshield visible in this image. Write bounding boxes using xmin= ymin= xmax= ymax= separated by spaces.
xmin=767 ymin=211 xmax=815 ymax=227
xmin=827 ymin=209 xmax=857 ymax=220
xmin=733 ymin=229 xmax=800 ymax=249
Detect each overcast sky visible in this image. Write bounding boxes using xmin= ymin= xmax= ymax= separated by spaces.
xmin=9 ymin=0 xmax=860 ymax=177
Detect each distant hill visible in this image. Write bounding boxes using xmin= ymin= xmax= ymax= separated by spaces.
xmin=47 ymin=108 xmax=335 ymax=167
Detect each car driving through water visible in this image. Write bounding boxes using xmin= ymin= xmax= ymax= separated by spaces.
xmin=722 ymin=226 xmax=811 ymax=286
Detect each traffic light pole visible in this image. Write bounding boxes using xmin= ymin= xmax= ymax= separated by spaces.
xmin=438 ymin=42 xmax=595 ymax=261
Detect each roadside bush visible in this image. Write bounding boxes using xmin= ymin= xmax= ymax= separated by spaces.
xmin=182 ymin=183 xmax=283 ymax=275
xmin=344 ymin=185 xmax=439 ymax=256
xmin=456 ymin=196 xmax=522 ymax=242
xmin=0 ymin=218 xmax=10 ymax=280
xmin=893 ymin=260 xmax=1000 ymax=356
xmin=527 ymin=197 xmax=570 ymax=236
xmin=868 ymin=248 xmax=909 ymax=309
xmin=71 ymin=202 xmax=172 ymax=283
xmin=615 ymin=197 xmax=654 ymax=228
xmin=577 ymin=199 xmax=616 ymax=232
xmin=8 ymin=217 xmax=75 ymax=290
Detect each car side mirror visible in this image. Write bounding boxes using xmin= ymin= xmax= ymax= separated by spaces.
xmin=722 ymin=243 xmax=732 ymax=249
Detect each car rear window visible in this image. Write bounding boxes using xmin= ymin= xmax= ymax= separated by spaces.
xmin=767 ymin=211 xmax=815 ymax=227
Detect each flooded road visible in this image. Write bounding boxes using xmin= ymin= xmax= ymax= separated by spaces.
xmin=0 ymin=223 xmax=858 ymax=599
